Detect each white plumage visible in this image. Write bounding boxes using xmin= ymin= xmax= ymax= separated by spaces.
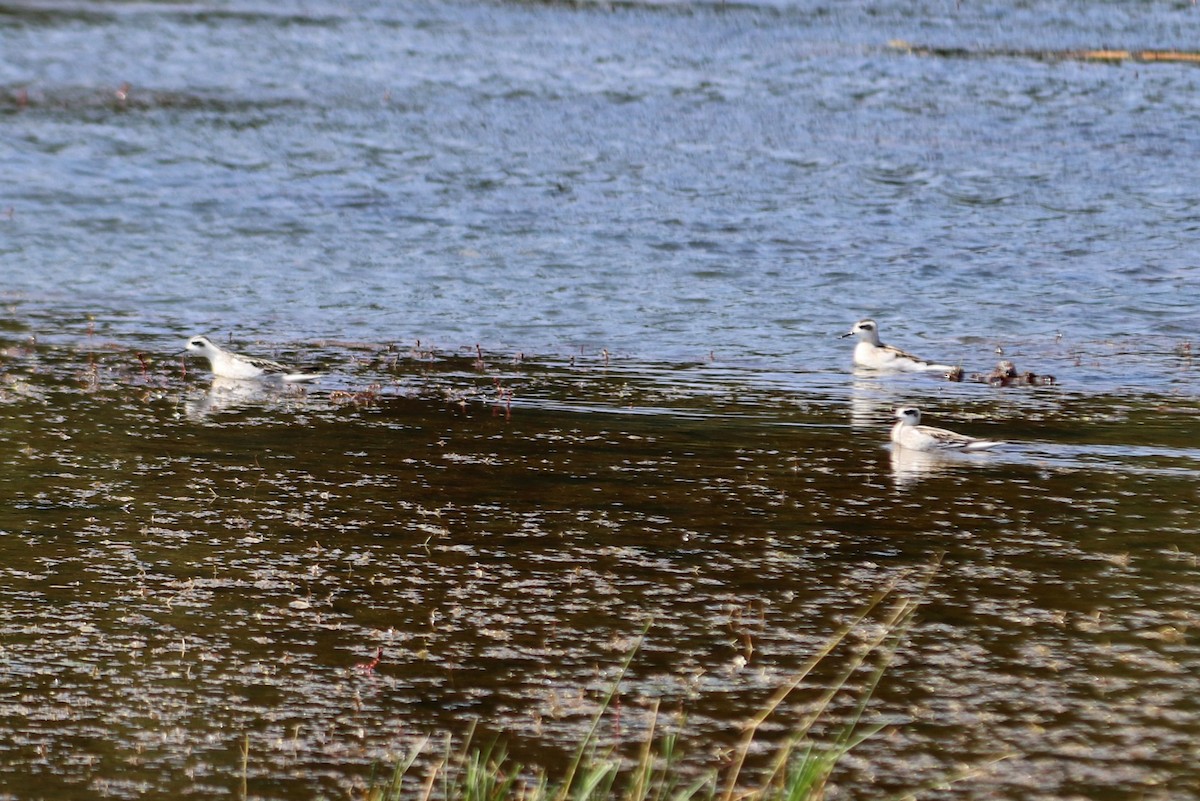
xmin=890 ymin=407 xmax=1003 ymax=452
xmin=841 ymin=318 xmax=954 ymax=373
xmin=183 ymin=335 xmax=321 ymax=382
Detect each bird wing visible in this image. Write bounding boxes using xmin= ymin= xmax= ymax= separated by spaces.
xmin=876 ymin=343 xmax=935 ymax=369
xmin=920 ymin=425 xmax=1001 ymax=451
xmin=881 ymin=343 xmax=923 ymax=361
xmin=240 ymin=354 xmax=293 ymax=374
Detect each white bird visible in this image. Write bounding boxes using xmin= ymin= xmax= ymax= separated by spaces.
xmin=890 ymin=406 xmax=1003 ymax=452
xmin=182 ymin=335 xmax=321 ymax=382
xmin=841 ymin=319 xmax=954 ymax=373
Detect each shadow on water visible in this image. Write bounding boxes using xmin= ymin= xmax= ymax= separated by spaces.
xmin=0 ymin=325 xmax=1198 ymax=799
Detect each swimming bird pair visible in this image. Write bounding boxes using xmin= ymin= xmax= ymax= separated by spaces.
xmin=182 ymin=335 xmax=321 ymax=382
xmin=841 ymin=319 xmax=1005 ymax=452
xmin=185 ymin=319 xmax=970 ymax=381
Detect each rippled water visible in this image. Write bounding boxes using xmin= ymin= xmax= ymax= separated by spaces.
xmin=3 ymin=0 xmax=1200 ymax=799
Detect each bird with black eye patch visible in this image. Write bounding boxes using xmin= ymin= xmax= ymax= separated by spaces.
xmin=890 ymin=406 xmax=1003 ymax=452
xmin=182 ymin=335 xmax=322 ymax=382
xmin=841 ymin=318 xmax=954 ymax=373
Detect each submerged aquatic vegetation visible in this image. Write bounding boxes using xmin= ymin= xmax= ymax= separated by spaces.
xmin=365 ymin=563 xmax=983 ymax=801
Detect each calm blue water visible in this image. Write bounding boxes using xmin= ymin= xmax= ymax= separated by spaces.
xmin=5 ymin=0 xmax=1200 ymax=372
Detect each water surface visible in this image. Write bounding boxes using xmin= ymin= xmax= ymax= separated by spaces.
xmin=3 ymin=0 xmax=1200 ymax=799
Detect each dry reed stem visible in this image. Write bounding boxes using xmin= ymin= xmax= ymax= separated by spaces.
xmin=239 ymin=733 xmax=250 ymax=801
xmin=717 ymin=583 xmax=892 ymax=801
xmin=719 ymin=556 xmax=941 ymax=801
xmin=628 ymin=699 xmax=661 ymax=801
xmin=419 ymin=756 xmax=444 ymax=801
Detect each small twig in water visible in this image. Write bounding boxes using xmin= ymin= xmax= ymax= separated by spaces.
xmin=356 ymin=647 xmax=384 ymax=675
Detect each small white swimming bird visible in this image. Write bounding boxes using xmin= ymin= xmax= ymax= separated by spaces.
xmin=182 ymin=335 xmax=322 ymax=382
xmin=890 ymin=407 xmax=1003 ymax=452
xmin=841 ymin=318 xmax=954 ymax=372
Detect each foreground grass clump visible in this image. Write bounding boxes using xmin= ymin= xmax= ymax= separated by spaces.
xmin=366 ymin=568 xmax=961 ymax=801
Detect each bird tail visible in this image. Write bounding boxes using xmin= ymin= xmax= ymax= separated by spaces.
xmin=282 ymin=372 xmax=324 ymax=383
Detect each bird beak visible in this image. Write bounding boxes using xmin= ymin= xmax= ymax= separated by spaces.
xmin=838 ymin=330 xmax=854 ymax=339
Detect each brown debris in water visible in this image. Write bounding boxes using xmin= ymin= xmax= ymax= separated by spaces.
xmin=946 ymin=360 xmax=1056 ymax=387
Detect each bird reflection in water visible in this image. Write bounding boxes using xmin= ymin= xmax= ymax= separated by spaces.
xmin=182 ymin=376 xmax=309 ymax=419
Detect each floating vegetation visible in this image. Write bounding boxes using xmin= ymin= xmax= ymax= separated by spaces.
xmin=890 ymin=41 xmax=1200 ymax=65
